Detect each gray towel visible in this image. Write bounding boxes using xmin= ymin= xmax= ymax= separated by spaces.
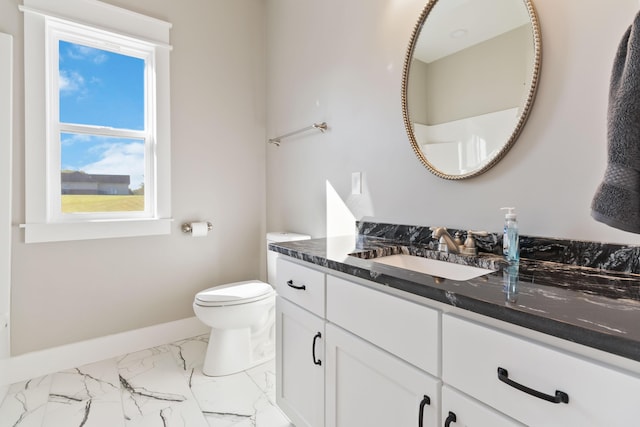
xmin=592 ymin=11 xmax=640 ymax=234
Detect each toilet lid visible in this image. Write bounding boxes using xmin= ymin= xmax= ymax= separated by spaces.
xmin=195 ymin=280 xmax=275 ymax=307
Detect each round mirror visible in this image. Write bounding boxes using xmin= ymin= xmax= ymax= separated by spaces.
xmin=402 ymin=0 xmax=541 ymax=180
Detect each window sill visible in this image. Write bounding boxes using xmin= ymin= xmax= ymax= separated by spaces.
xmin=21 ymin=218 xmax=173 ymax=243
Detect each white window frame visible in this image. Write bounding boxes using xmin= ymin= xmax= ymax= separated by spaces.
xmin=50 ymin=22 xmax=156 ymax=222
xmin=21 ymin=0 xmax=172 ymax=243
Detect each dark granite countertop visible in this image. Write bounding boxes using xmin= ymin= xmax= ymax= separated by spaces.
xmin=269 ymin=235 xmax=640 ymax=363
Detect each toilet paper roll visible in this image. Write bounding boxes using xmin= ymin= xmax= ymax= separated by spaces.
xmin=190 ymin=222 xmax=209 ymax=237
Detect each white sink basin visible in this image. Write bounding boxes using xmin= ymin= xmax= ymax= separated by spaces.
xmin=372 ymin=254 xmax=495 ymax=281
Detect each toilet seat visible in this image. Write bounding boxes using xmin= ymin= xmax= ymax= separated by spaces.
xmin=195 ymin=280 xmax=275 ymax=307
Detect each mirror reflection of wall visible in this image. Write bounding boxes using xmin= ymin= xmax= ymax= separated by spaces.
xmin=410 ymin=24 xmax=534 ymax=125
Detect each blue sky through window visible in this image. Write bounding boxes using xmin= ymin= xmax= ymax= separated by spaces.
xmin=59 ymin=40 xmax=145 ymax=191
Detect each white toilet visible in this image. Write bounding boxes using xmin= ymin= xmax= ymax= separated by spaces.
xmin=193 ymin=232 xmax=310 ymax=376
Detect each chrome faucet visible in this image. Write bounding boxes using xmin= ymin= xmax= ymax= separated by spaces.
xmin=430 ymin=227 xmax=461 ymax=254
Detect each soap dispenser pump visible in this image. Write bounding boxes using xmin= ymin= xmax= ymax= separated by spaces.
xmin=501 ymin=207 xmax=519 ymax=262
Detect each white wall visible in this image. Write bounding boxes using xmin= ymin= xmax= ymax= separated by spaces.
xmin=4 ymin=0 xmax=267 ymax=355
xmin=266 ymin=0 xmax=640 ymax=247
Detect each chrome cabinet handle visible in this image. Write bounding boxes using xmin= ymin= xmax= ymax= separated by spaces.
xmin=418 ymin=395 xmax=431 ymax=427
xmin=444 ymin=411 xmax=457 ymax=426
xmin=312 ymin=332 xmax=322 ymax=366
xmin=497 ymin=367 xmax=569 ymax=404
xmin=286 ymin=279 xmax=306 ymax=290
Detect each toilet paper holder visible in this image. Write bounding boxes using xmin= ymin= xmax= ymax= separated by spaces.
xmin=182 ymin=221 xmax=213 ymax=234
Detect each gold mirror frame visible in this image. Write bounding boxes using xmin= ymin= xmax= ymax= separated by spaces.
xmin=401 ymin=0 xmax=542 ymax=180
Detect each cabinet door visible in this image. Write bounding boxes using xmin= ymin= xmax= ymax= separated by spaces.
xmin=441 ymin=386 xmax=524 ymax=427
xmin=276 ymin=296 xmax=325 ymax=427
xmin=325 ymin=323 xmax=440 ymax=427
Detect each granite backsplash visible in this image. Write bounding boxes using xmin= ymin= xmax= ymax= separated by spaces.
xmin=356 ymin=221 xmax=640 ymax=275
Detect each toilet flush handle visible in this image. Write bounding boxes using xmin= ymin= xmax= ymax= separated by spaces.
xmin=286 ymin=280 xmax=306 ymax=291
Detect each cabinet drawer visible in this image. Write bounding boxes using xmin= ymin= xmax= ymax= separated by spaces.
xmin=326 ymin=275 xmax=440 ymax=375
xmin=276 ymin=258 xmax=325 ymax=317
xmin=443 ymin=314 xmax=640 ymax=426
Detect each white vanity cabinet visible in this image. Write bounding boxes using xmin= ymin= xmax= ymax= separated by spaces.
xmin=276 ymin=258 xmax=441 ymax=426
xmin=275 ymin=255 xmax=640 ymax=427
xmin=276 ymin=258 xmax=326 ymax=427
xmin=325 ymin=275 xmax=441 ymax=426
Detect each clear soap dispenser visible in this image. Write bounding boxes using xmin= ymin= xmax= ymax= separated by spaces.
xmin=501 ymin=207 xmax=519 ymax=262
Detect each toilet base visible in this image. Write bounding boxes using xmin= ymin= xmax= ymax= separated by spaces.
xmin=203 ymin=327 xmax=251 ymax=376
xmin=202 ymin=323 xmax=275 ymax=377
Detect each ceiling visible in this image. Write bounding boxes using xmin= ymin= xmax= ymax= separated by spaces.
xmin=414 ymin=0 xmax=531 ymax=63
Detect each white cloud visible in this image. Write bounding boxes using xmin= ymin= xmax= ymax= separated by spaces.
xmin=66 ymin=44 xmax=109 ymax=65
xmin=82 ymin=141 xmax=146 ymax=189
xmin=59 ymin=70 xmax=86 ymax=95
xmin=93 ymin=53 xmax=108 ymax=65
xmin=59 ymin=43 xmax=108 ymax=98
xmin=61 ymin=133 xmax=91 ymax=146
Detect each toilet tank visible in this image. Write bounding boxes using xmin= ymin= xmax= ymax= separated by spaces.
xmin=266 ymin=232 xmax=310 ymax=285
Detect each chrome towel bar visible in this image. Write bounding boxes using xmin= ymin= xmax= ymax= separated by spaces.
xmin=268 ymin=122 xmax=328 ymax=146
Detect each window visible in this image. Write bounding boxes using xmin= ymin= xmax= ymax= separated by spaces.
xmin=21 ymin=0 xmax=172 ymax=243
xmin=55 ymin=31 xmax=149 ymax=218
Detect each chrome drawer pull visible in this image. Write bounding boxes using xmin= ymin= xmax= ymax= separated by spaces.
xmin=312 ymin=332 xmax=322 ymax=366
xmin=286 ymin=279 xmax=306 ymax=290
xmin=287 ymin=280 xmax=307 ymax=291
xmin=418 ymin=394 xmax=431 ymax=427
xmin=444 ymin=411 xmax=457 ymax=426
xmin=497 ymin=367 xmax=569 ymax=404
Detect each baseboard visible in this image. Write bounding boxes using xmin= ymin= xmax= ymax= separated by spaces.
xmin=1 ymin=316 xmax=208 ymax=387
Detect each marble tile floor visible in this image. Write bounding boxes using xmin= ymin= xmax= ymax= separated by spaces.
xmin=0 ymin=335 xmax=293 ymax=427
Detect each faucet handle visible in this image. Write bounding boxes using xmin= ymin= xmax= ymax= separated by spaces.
xmin=467 ymin=230 xmax=488 ymax=238
xmin=453 ymin=231 xmax=463 ymax=246
xmin=461 ymin=230 xmax=488 ymax=255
